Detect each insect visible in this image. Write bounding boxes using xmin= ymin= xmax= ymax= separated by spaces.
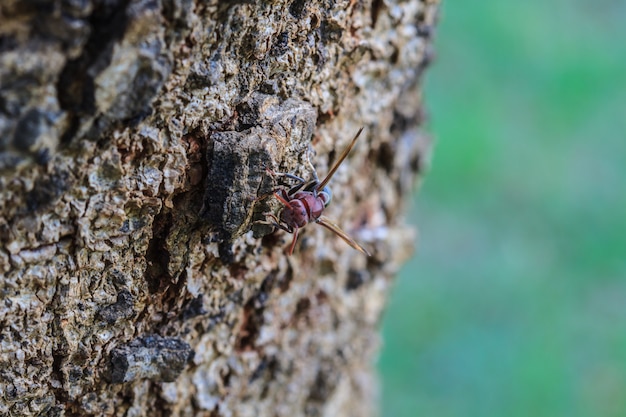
xmin=259 ymin=127 xmax=370 ymax=256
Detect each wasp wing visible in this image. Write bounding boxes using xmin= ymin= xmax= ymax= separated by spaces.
xmin=316 ymin=127 xmax=364 ymax=192
xmin=317 ymin=215 xmax=371 ymax=256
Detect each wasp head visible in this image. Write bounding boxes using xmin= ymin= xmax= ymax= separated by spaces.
xmin=318 ymin=186 xmax=332 ymax=207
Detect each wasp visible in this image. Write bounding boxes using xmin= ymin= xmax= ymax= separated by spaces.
xmin=259 ymin=127 xmax=370 ymax=256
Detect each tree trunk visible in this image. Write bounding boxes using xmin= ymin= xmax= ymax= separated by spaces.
xmin=0 ymin=0 xmax=437 ymax=415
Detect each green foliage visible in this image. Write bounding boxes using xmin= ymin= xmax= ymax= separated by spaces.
xmin=379 ymin=1 xmax=626 ymax=416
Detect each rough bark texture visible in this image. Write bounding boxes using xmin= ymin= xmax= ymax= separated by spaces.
xmin=0 ymin=0 xmax=437 ymax=416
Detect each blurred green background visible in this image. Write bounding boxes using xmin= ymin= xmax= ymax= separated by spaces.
xmin=378 ymin=1 xmax=626 ymax=416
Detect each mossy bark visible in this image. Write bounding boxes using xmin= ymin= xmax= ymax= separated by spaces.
xmin=0 ymin=0 xmax=437 ymax=415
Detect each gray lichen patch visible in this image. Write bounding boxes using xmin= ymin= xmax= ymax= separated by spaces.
xmin=107 ymin=335 xmax=194 ymax=383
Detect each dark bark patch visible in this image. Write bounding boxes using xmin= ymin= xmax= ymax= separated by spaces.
xmin=376 ymin=141 xmax=395 ymax=174
xmin=278 ymin=261 xmax=294 ymax=293
xmin=57 ymin=0 xmax=130 ymax=114
xmin=236 ymin=273 xmax=275 ymax=350
xmin=289 ymin=0 xmax=307 ymax=18
xmin=249 ymin=355 xmax=278 ymax=384
xmin=306 ymin=361 xmax=341 ymax=406
xmin=57 ymin=0 xmax=170 ymax=142
xmin=97 ymin=290 xmax=135 ymax=324
xmin=370 ymin=0 xmax=385 ymax=27
xmin=236 ymin=299 xmax=263 ymax=351
xmin=144 ymin=211 xmax=172 ymax=293
xmin=25 ymin=169 xmax=71 ymax=213
xmin=319 ymin=19 xmax=343 ymax=43
xmin=13 ymin=108 xmax=46 ymax=152
xmin=415 ymin=9 xmax=436 ymax=38
xmin=345 ymin=269 xmax=370 ymax=291
xmin=270 ymin=31 xmax=290 ymax=57
xmin=295 ymin=297 xmax=311 ymax=317
xmin=0 ymin=33 xmax=18 ymax=52
xmin=161 ymin=0 xmax=194 ymax=31
xmin=180 ymin=294 xmax=207 ymax=321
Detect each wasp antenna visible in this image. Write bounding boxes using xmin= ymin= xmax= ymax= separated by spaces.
xmin=317 ymin=215 xmax=371 ymax=256
xmin=316 ymin=127 xmax=364 ymax=192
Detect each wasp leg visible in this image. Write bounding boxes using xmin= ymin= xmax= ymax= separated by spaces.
xmin=274 ymin=172 xmax=311 ymax=195
xmin=254 ymin=190 xmax=278 ymax=202
xmin=256 ymin=169 xmax=306 ymax=202
xmin=287 ymin=226 xmax=299 ymax=256
xmin=305 ymin=148 xmax=319 ymax=182
xmin=287 ymin=179 xmax=319 ymax=195
xmin=275 ymin=172 xmax=307 ymax=184
xmin=254 ymin=187 xmax=289 ymax=203
xmin=265 ymin=167 xmax=306 ymax=185
xmin=256 ymin=214 xmax=298 ymax=255
xmin=255 ymin=213 xmax=293 ymax=234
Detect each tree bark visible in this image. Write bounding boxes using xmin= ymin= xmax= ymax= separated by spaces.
xmin=0 ymin=0 xmax=437 ymax=416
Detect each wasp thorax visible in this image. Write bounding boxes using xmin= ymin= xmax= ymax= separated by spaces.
xmin=281 ymin=199 xmax=308 ymax=228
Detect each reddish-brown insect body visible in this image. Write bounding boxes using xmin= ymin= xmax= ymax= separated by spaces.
xmin=261 ymin=128 xmax=370 ymax=256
